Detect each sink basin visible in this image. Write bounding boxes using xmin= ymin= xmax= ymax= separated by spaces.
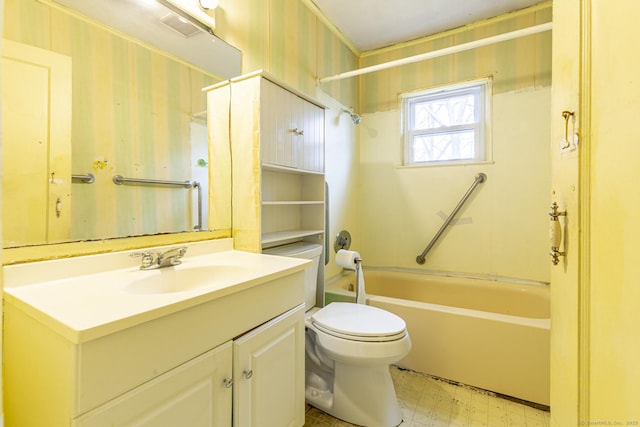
xmin=124 ymin=265 xmax=250 ymax=294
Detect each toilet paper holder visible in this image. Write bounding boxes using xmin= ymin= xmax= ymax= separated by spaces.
xmin=334 ymin=230 xmax=352 ymax=253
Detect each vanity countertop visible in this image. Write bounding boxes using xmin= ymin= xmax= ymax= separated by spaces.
xmin=2 ymin=239 xmax=309 ymax=343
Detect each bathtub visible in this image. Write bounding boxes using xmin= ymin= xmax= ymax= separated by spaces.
xmin=325 ymin=269 xmax=550 ymax=406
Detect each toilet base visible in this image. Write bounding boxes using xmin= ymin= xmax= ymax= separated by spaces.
xmin=306 ymin=362 xmax=403 ymax=427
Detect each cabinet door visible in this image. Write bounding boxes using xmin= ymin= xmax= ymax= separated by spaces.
xmin=233 ymin=304 xmax=305 ymax=427
xmin=299 ymin=100 xmax=324 ymax=172
xmin=261 ymin=79 xmax=296 ymax=168
xmin=75 ymin=342 xmax=233 ymax=427
xmin=260 ymin=78 xmax=324 ymax=172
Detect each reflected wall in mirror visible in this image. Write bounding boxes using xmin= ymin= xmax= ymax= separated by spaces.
xmin=2 ymin=0 xmax=240 ymax=249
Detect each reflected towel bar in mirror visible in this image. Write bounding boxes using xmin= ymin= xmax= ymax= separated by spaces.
xmin=72 ymin=173 xmax=95 ymax=184
xmin=112 ymin=175 xmax=193 ymax=188
xmin=112 ymin=175 xmax=203 ymax=231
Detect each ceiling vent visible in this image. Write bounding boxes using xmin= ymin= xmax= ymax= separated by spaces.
xmin=160 ymin=13 xmax=202 ymax=38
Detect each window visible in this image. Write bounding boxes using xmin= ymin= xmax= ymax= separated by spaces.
xmin=402 ymin=78 xmax=491 ymax=165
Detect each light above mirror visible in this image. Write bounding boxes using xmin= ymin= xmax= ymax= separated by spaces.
xmin=53 ymin=0 xmax=240 ymax=79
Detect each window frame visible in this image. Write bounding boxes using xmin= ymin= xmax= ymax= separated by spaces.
xmin=402 ymin=77 xmax=492 ymax=166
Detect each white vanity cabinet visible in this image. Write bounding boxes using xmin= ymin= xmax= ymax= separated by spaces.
xmin=75 ymin=342 xmax=234 ymax=427
xmin=207 ymin=71 xmax=326 ymax=254
xmin=74 ymin=305 xmax=305 ymax=427
xmin=2 ymin=246 xmax=307 ymax=427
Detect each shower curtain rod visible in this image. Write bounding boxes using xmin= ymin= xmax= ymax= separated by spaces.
xmin=318 ymin=22 xmax=552 ymax=84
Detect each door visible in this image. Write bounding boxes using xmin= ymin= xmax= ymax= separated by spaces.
xmin=233 ymin=304 xmax=305 ymax=427
xmin=587 ymin=0 xmax=640 ymax=421
xmin=1 ymin=40 xmax=71 ymax=247
xmin=549 ymin=0 xmax=583 ymax=425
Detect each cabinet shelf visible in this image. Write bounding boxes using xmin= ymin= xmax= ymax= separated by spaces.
xmin=262 ymin=230 xmax=324 ymax=245
xmin=262 ymin=163 xmax=324 ymax=175
xmin=262 ymin=200 xmax=324 ymax=205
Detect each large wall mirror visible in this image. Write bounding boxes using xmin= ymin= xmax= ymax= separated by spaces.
xmin=2 ymin=0 xmax=241 ymax=253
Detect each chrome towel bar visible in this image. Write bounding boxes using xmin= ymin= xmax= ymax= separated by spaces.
xmin=416 ymin=173 xmax=487 ymax=265
xmin=113 ymin=175 xmax=193 ymax=188
xmin=113 ymin=175 xmax=202 ymax=231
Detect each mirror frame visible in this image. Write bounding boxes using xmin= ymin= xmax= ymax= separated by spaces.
xmin=2 ymin=0 xmax=240 ymax=264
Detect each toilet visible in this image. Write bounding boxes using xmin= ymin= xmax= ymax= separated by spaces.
xmin=264 ymin=242 xmax=411 ymax=427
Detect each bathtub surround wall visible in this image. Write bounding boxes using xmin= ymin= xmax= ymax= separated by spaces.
xmin=359 ymin=88 xmax=551 ymax=283
xmin=351 ymin=4 xmax=552 ymax=284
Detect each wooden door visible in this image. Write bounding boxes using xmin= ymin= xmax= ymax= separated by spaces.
xmin=1 ymin=40 xmax=71 ymax=247
xmin=549 ymin=0 xmax=582 ymax=425
xmin=587 ymin=0 xmax=640 ymax=421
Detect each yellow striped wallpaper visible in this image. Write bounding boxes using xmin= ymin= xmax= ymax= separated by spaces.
xmin=214 ymin=1 xmax=550 ymax=113
xmin=357 ymin=4 xmax=552 ymax=113
xmin=214 ymin=0 xmax=359 ymax=108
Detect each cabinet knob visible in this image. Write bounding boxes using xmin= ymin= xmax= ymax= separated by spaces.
xmin=291 ymin=128 xmax=304 ymax=136
xmin=223 ymin=377 xmax=233 ymax=388
xmin=243 ymin=369 xmax=253 ymax=380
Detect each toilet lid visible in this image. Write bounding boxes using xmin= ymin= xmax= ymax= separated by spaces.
xmin=311 ymin=302 xmax=407 ymax=342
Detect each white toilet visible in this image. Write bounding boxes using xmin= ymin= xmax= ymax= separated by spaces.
xmin=264 ymin=242 xmax=411 ymax=427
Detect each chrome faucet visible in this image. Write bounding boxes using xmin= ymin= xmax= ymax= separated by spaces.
xmin=131 ymin=246 xmax=188 ymax=270
xmin=157 ymin=246 xmax=188 ymax=268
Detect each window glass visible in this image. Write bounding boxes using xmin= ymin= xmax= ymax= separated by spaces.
xmin=403 ymin=79 xmax=490 ymax=165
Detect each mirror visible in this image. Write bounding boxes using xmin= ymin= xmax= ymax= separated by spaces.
xmin=2 ymin=0 xmax=241 ymax=249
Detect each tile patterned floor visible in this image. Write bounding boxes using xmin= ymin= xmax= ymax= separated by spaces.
xmin=304 ymin=367 xmax=550 ymax=427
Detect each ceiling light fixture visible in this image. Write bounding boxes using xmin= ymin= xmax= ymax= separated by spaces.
xmin=156 ymin=0 xmax=216 ymax=34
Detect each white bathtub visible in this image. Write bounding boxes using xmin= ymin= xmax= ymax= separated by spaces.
xmin=325 ymin=269 xmax=550 ymax=406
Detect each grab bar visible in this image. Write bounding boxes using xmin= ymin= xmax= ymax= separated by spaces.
xmin=72 ymin=173 xmax=95 ymax=184
xmin=416 ymin=173 xmax=487 ymax=265
xmin=113 ymin=175 xmax=202 ymax=231
xmin=192 ymin=181 xmax=202 ymax=231
xmin=113 ymin=175 xmax=193 ymax=188
xmin=325 ymin=181 xmax=329 ymax=265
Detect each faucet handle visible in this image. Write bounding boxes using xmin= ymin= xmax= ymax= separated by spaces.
xmin=130 ymin=250 xmax=156 ymax=269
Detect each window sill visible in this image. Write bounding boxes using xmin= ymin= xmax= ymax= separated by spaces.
xmin=397 ymin=160 xmax=495 ymax=169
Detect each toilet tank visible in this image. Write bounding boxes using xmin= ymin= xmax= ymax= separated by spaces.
xmin=263 ymin=242 xmax=323 ymax=310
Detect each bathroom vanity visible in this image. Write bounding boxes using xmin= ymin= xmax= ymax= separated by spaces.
xmin=3 ymin=239 xmax=308 ymax=427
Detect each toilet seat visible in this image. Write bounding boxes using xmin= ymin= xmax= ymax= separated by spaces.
xmin=311 ymin=302 xmax=407 ymax=342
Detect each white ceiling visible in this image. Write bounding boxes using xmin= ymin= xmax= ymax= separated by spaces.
xmin=312 ymin=0 xmax=545 ymax=52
